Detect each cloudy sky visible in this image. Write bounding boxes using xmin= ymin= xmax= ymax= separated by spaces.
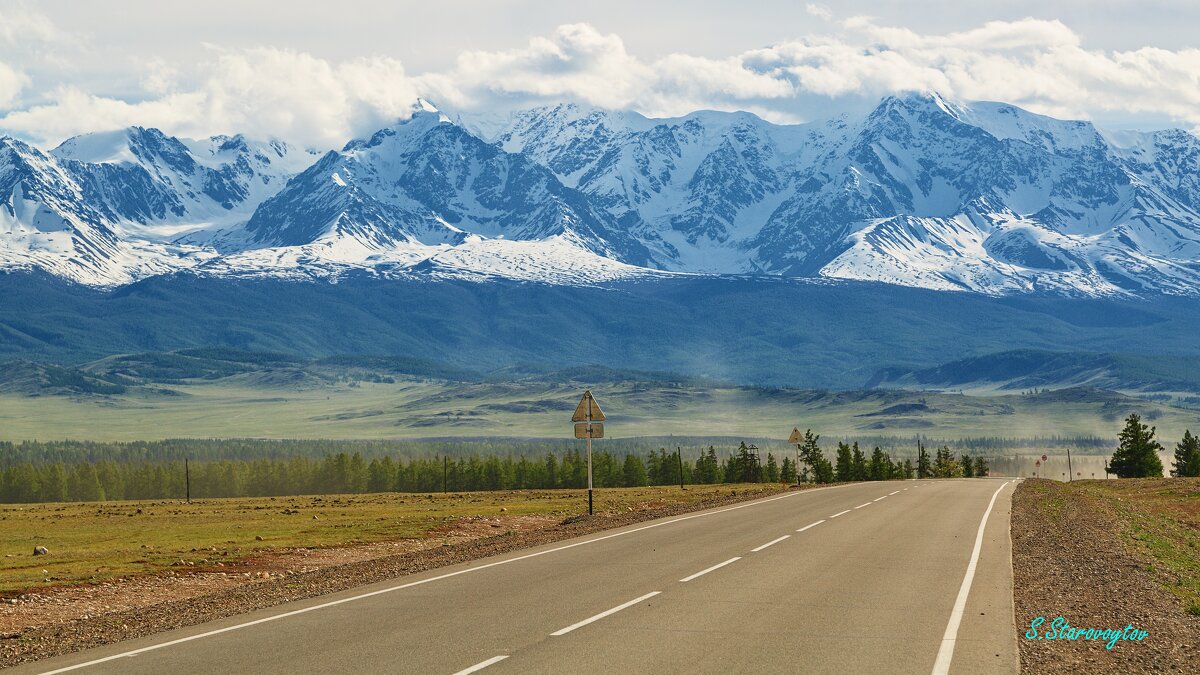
xmin=1 ymin=0 xmax=1197 ymax=147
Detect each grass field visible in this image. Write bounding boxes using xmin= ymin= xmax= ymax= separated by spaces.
xmin=1077 ymin=479 xmax=1200 ymax=615
xmin=1025 ymin=479 xmax=1200 ymax=615
xmin=1 ymin=375 xmax=1195 ymax=443
xmin=0 ymin=484 xmax=785 ymax=595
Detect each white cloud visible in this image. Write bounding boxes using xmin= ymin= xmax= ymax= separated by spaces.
xmin=0 ymin=48 xmax=426 ymax=148
xmin=4 ymin=17 xmax=1200 ymax=146
xmin=0 ymin=62 xmax=27 ymax=107
xmin=0 ymin=2 xmax=69 ymax=45
xmin=805 ymin=4 xmax=833 ymax=21
xmin=450 ymin=23 xmax=792 ymax=117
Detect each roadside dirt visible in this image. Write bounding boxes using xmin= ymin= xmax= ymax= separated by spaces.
xmin=1011 ymin=479 xmax=1199 ymax=673
xmin=0 ymin=514 xmax=556 ymax=637
xmin=0 ymin=486 xmax=782 ymax=668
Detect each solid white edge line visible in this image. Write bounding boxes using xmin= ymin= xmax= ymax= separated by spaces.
xmin=795 ymin=520 xmax=825 ymax=532
xmin=550 ymin=591 xmax=661 ymax=636
xmin=679 ymin=557 xmax=741 ymax=582
xmin=829 ymin=509 xmax=851 ymax=518
xmin=930 ymin=481 xmax=1012 ymax=675
xmin=40 ymin=485 xmax=851 ymax=674
xmin=854 ymin=502 xmax=871 ymax=509
xmin=452 ymin=655 xmax=509 ymax=675
xmin=750 ymin=535 xmax=790 ymax=552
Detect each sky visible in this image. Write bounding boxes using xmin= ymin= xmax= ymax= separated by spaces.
xmin=1 ymin=0 xmax=1198 ymax=148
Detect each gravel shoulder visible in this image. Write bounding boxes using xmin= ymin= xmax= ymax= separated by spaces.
xmin=1011 ymin=479 xmax=1200 ymax=673
xmin=0 ymin=484 xmax=788 ymax=668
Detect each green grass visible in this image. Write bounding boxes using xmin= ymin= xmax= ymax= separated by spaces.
xmin=0 ymin=375 xmax=1192 ymax=443
xmin=1075 ymin=479 xmax=1200 ymax=614
xmin=0 ymin=484 xmax=785 ymax=594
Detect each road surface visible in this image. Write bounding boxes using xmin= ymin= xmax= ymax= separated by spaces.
xmin=25 ymin=479 xmax=1019 ymax=674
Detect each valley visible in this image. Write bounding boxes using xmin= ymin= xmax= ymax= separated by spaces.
xmin=1 ymin=348 xmax=1195 ymax=444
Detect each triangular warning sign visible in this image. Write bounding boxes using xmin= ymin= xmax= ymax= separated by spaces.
xmin=787 ymin=427 xmax=802 ymax=444
xmin=571 ymin=390 xmax=606 ymax=422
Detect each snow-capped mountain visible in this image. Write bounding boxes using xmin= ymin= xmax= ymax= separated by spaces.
xmin=0 ymin=126 xmax=319 ymax=285
xmin=490 ymin=94 xmax=1200 ymax=295
xmin=3 ymin=94 xmax=1200 ymax=295
xmin=235 ymin=101 xmax=652 ymax=267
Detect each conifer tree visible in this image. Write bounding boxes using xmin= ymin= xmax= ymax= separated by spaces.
xmin=1108 ymin=414 xmax=1164 ymax=478
xmin=973 ymin=457 xmax=989 ymax=477
xmin=868 ymin=447 xmax=888 ymax=481
xmin=1172 ymin=430 xmax=1200 ymax=477
xmin=916 ymin=441 xmax=931 ymax=478
xmin=765 ymin=453 xmax=780 ymax=483
xmin=961 ymin=454 xmax=974 ymax=478
xmin=798 ymin=430 xmax=834 ymax=483
xmin=780 ymin=456 xmax=796 ymax=484
xmin=835 ymin=442 xmax=853 ymax=482
xmin=622 ymin=454 xmax=649 ymax=487
xmin=851 ymin=443 xmax=867 ymax=481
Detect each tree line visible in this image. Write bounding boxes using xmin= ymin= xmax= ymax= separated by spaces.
xmin=792 ymin=431 xmax=988 ymax=483
xmin=0 ymin=435 xmax=985 ymax=503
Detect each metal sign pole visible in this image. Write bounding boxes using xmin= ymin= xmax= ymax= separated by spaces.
xmin=677 ymin=447 xmax=685 ymax=489
xmin=572 ymin=390 xmax=605 ymax=516
xmin=1066 ymin=447 xmax=1073 ymax=482
xmin=586 ymin=398 xmax=594 ymax=515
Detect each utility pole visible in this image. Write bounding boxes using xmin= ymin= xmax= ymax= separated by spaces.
xmin=1066 ymin=447 xmax=1073 ymax=482
xmin=677 ymin=447 xmax=685 ymax=490
xmin=185 ymin=457 xmax=191 ymax=503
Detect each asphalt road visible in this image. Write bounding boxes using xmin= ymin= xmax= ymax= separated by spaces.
xmin=26 ymin=479 xmax=1019 ymax=675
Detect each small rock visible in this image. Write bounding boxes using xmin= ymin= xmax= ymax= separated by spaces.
xmin=33 ymin=545 xmax=48 ymax=556
xmin=255 ymin=535 xmax=264 ymax=541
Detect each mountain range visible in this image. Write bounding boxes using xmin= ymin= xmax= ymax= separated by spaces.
xmin=4 ymin=94 xmax=1200 ymax=296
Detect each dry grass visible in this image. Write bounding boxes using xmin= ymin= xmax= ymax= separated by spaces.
xmin=0 ymin=484 xmax=785 ymax=595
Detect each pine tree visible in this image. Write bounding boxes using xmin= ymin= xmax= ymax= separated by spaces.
xmin=916 ymin=441 xmax=931 ymax=478
xmin=931 ymin=446 xmax=961 ymax=478
xmin=798 ymin=430 xmax=833 ymax=483
xmin=1108 ymin=414 xmax=1165 ymax=478
xmin=851 ymin=443 xmax=867 ymax=481
xmin=765 ymin=453 xmax=780 ymax=483
xmin=835 ymin=442 xmax=853 ymax=482
xmin=780 ymin=456 xmax=796 ymax=484
xmin=622 ymin=454 xmax=648 ymax=487
xmin=868 ymin=447 xmax=888 ymax=481
xmin=961 ymin=454 xmax=974 ymax=478
xmin=695 ymin=447 xmax=721 ymax=484
xmin=1172 ymin=430 xmax=1200 ymax=477
xmin=973 ymin=457 xmax=989 ymax=477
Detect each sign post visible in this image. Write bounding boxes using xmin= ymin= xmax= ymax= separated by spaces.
xmin=571 ymin=390 xmax=606 ymax=515
xmin=788 ymin=427 xmax=802 ymax=485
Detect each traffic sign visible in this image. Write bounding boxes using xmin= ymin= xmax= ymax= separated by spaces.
xmin=571 ymin=390 xmax=606 ymax=422
xmin=574 ymin=422 xmax=604 ymax=439
xmin=1041 ymin=454 xmax=1048 ymax=461
xmin=788 ymin=427 xmax=802 ymax=444
xmin=571 ymin=390 xmax=605 ymax=516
